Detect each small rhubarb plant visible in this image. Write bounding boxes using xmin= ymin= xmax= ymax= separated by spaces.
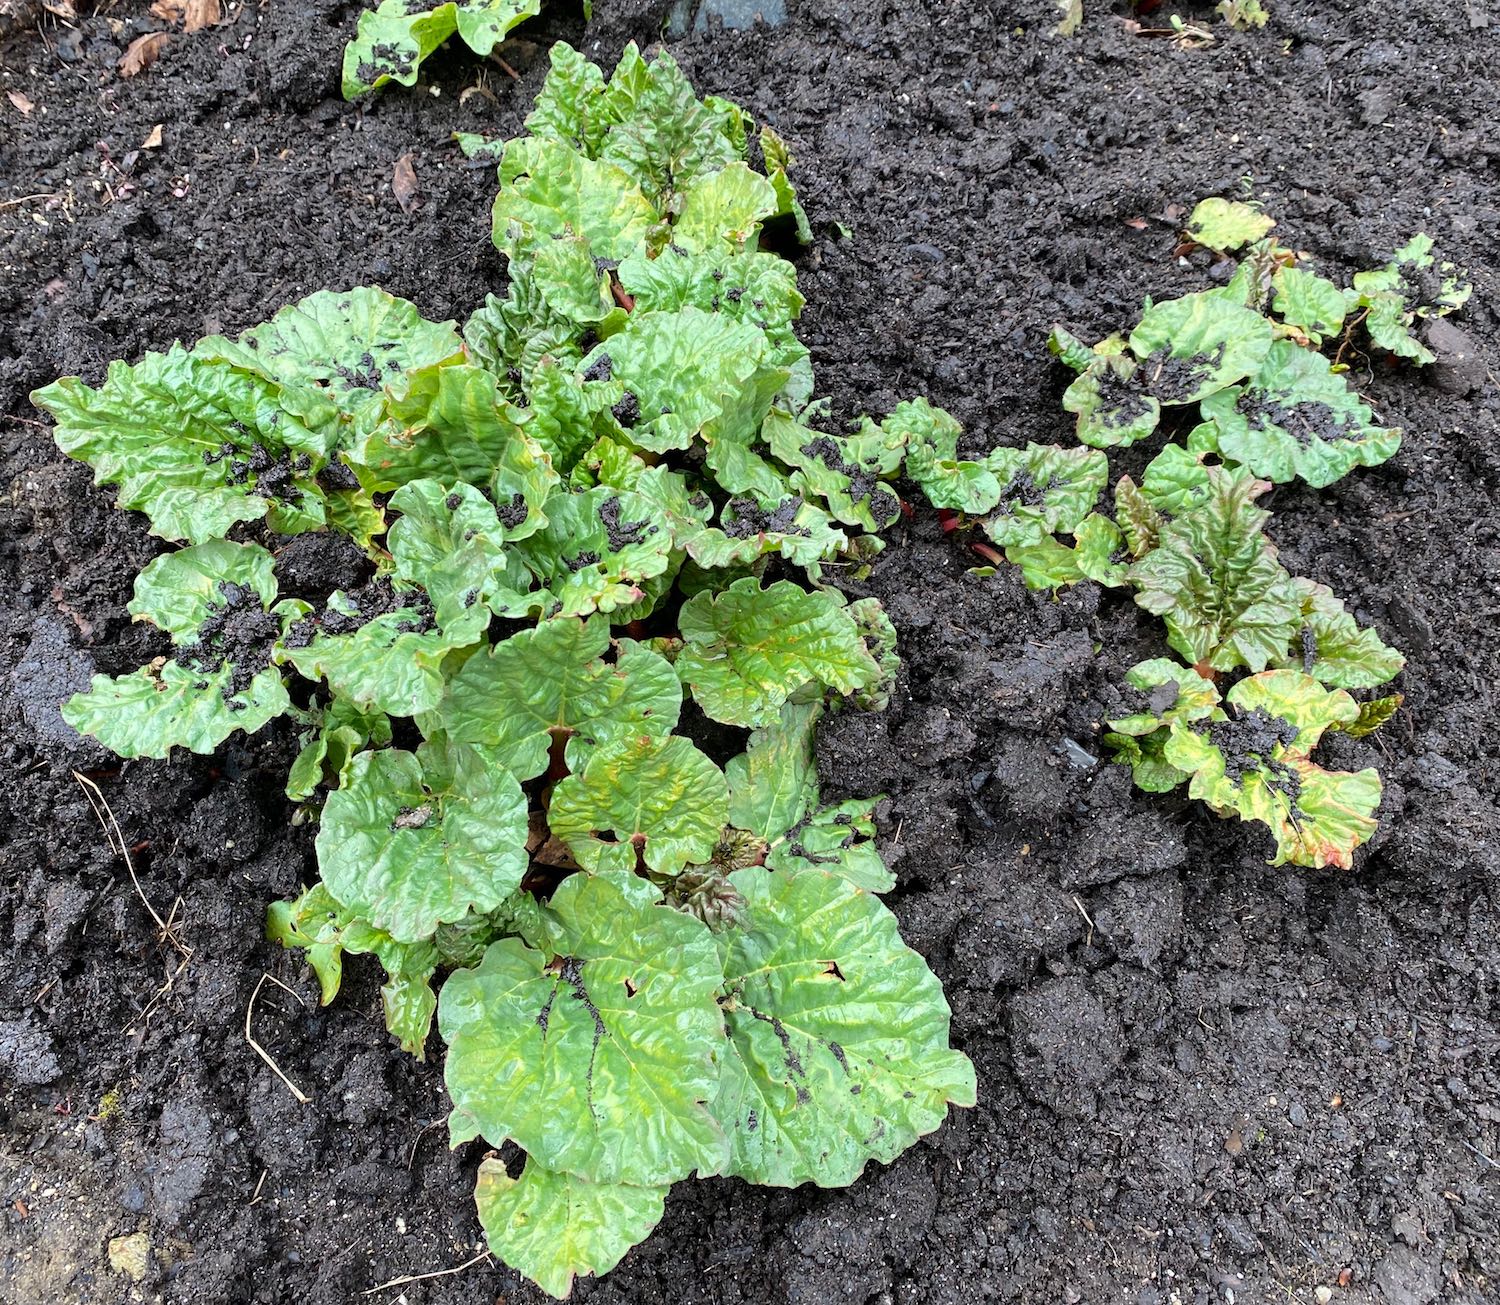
xmin=35 ymin=44 xmax=979 ymax=1299
xmin=937 ymin=198 xmax=1465 ymax=869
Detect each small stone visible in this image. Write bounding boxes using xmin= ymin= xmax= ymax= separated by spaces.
xmin=1315 ymin=1288 xmax=1333 ymax=1304
xmin=1422 ymin=318 xmax=1485 ymax=396
xmin=108 ymin=1232 xmax=150 ymax=1282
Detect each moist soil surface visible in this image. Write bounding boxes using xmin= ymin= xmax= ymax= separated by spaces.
xmin=2 ymin=1 xmax=1497 ymax=1302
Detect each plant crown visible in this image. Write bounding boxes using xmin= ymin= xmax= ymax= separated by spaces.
xmin=35 ymin=43 xmax=979 ymax=1299
xmin=943 ymin=199 xmax=1465 ymax=869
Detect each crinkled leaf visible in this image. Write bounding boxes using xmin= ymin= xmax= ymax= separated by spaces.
xmin=677 ymin=577 xmax=882 ymax=727
xmin=1128 ymin=468 xmax=1301 ymax=672
xmin=524 ymin=41 xmax=611 ymax=156
xmin=725 ymin=700 xmax=821 ymax=841
xmin=597 ymin=49 xmax=743 ymax=207
xmin=63 ymin=661 xmax=289 ymax=760
xmin=127 ymin=539 xmax=277 ymax=641
xmin=1200 ymin=340 xmax=1399 ymax=488
xmin=387 ymin=479 xmax=534 ymax=623
xmin=845 ymin=597 xmax=899 ymax=712
xmin=674 ymin=163 xmax=778 ymax=251
xmin=763 ymin=410 xmax=905 ymax=532
xmin=589 ymin=308 xmax=775 ymax=454
xmin=1271 ymin=266 xmax=1348 ymax=346
xmin=360 ymin=364 xmax=556 ymax=533
xmin=711 ymin=866 xmax=975 ymax=1187
xmin=1163 ymin=670 xmax=1379 ymax=868
xmin=1104 ymin=730 xmax=1190 ymax=794
xmin=1128 ymin=291 xmax=1274 ymax=405
xmin=687 ymin=493 xmax=847 ymax=571
xmin=279 ymin=588 xmax=487 ymax=717
xmin=980 ymin=443 xmax=1108 ymax=547
xmin=549 ymin=735 xmax=728 ymax=875
xmin=1114 ymin=475 xmax=1164 ymax=559
xmin=1185 ymin=198 xmax=1275 ymax=252
xmin=317 ymin=741 xmax=528 ymax=943
xmin=760 ymin=125 xmax=813 ymax=245
xmin=890 ymin=398 xmax=1001 ymax=514
xmin=513 ymin=487 xmax=673 ymax=617
xmin=1275 ymin=576 xmax=1405 ymax=689
xmin=1139 ymin=444 xmax=1213 ymax=515
xmin=1062 ymin=354 xmax=1161 ymax=449
xmin=1073 ymin=512 xmax=1129 ymax=587
xmin=493 ymin=137 xmax=658 ymax=262
xmin=1047 ymin=324 xmax=1097 ymax=374
xmin=34 ymin=346 xmax=324 ymax=545
xmin=1002 ymin=534 xmax=1084 ymax=591
xmin=765 ymin=797 xmax=894 ymax=892
xmin=286 ymin=697 xmax=392 ymax=802
xmin=428 ymin=616 xmax=680 ymax=781
xmin=1106 ymin=658 xmax=1221 ymax=737
xmin=202 ymin=287 xmax=464 ymax=443
xmin=439 ymin=871 xmax=728 ymax=1185
xmin=1353 ymin=233 xmax=1472 ymax=319
xmin=474 ymin=1158 xmax=666 ymax=1301
xmin=342 ymin=0 xmax=541 ymax=98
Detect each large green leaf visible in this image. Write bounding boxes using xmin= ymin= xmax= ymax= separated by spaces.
xmin=1128 ymin=469 xmax=1301 ymax=673
xmin=63 ymin=661 xmax=289 ymax=760
xmin=712 ymin=867 xmax=975 ymax=1187
xmin=202 ymin=287 xmax=464 ymax=443
xmin=439 ymin=872 xmax=728 ymax=1185
xmin=1274 ymin=577 xmax=1405 ymax=690
xmin=474 ymin=1158 xmax=666 ymax=1301
xmin=548 ymin=735 xmax=729 ymax=875
xmin=1200 ymin=340 xmax=1400 ymax=488
xmin=34 ymin=346 xmax=325 ymax=545
xmin=341 ymin=0 xmax=541 ymax=99
xmin=1163 ymin=671 xmax=1380 ymax=869
xmin=427 ymin=617 xmax=680 ymax=781
xmin=1128 ymin=290 xmax=1274 ymax=405
xmin=725 ymin=700 xmax=821 ymax=841
xmin=127 ymin=539 xmax=277 ymax=640
xmin=676 ymin=578 xmax=882 ymax=727
xmin=979 ymin=443 xmax=1108 ymax=547
xmin=316 ymin=741 xmax=527 ymax=943
xmin=674 ymin=163 xmax=778 ymax=251
xmin=493 ymin=137 xmax=658 ymax=263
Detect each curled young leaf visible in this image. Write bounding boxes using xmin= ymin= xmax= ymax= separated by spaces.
xmin=980 ymin=443 xmax=1108 ymax=547
xmin=1127 ymin=468 xmax=1301 ymax=673
xmin=1274 ymin=576 xmax=1405 ymax=690
xmin=893 ymin=398 xmax=1002 ymax=514
xmin=762 ymin=411 xmax=905 ymax=532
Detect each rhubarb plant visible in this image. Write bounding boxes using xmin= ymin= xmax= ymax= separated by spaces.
xmin=35 ymin=44 xmax=979 ymax=1300
xmin=943 ymin=199 xmax=1468 ymax=869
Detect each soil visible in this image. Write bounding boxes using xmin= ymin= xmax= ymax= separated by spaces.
xmin=2 ymin=1 xmax=1498 ymax=1303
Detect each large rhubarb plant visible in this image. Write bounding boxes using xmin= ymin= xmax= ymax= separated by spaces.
xmin=36 ymin=44 xmax=978 ymax=1299
xmin=945 ymin=199 xmax=1464 ymax=869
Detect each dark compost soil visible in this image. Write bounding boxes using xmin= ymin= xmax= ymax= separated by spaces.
xmin=2 ymin=1 xmax=1498 ymax=1302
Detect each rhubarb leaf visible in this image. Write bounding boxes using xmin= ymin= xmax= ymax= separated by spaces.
xmin=439 ymin=871 xmax=728 ymax=1185
xmin=1271 ymin=266 xmax=1348 ymax=346
xmin=342 ymin=0 xmax=541 ymax=99
xmin=1128 ymin=291 xmax=1274 ymax=405
xmin=711 ymin=866 xmax=976 ymax=1187
xmin=980 ymin=443 xmax=1108 ymax=547
xmin=1185 ymin=198 xmax=1275 ymax=252
xmin=893 ymin=398 xmax=1001 ymax=514
xmin=474 ymin=1158 xmax=667 ymax=1301
xmin=1274 ymin=577 xmax=1405 ymax=689
xmin=677 ymin=578 xmax=882 ymax=727
xmin=1200 ymin=340 xmax=1399 ymax=488
xmin=548 ymin=735 xmax=729 ymax=875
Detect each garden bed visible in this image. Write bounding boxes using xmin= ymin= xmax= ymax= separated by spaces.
xmin=1 ymin=1 xmax=1496 ymax=1302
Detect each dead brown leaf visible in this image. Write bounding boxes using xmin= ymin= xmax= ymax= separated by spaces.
xmin=149 ymin=0 xmax=184 ymax=18
xmin=392 ymin=152 xmax=420 ymax=214
xmin=42 ymin=0 xmax=76 ymax=18
xmin=7 ymin=89 xmax=34 ymax=116
xmin=184 ymin=0 xmax=220 ymax=33
xmin=142 ymin=123 xmax=163 ymax=149
xmin=1123 ymin=216 xmax=1149 ymax=231
xmin=119 ymin=31 xmax=169 ymax=77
